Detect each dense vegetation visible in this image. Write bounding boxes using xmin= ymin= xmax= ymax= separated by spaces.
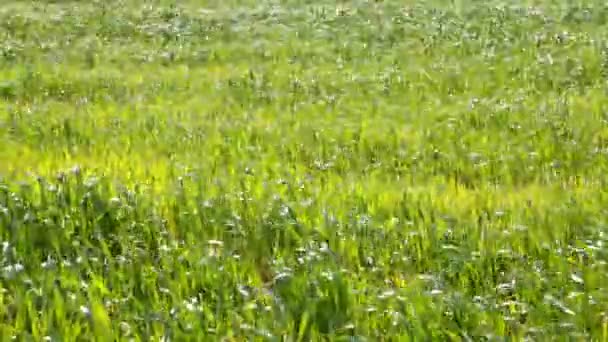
xmin=1 ymin=0 xmax=608 ymax=339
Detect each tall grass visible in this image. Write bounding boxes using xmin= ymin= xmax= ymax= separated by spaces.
xmin=1 ymin=0 xmax=608 ymax=340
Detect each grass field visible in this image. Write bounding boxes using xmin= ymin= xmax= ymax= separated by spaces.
xmin=1 ymin=0 xmax=608 ymax=340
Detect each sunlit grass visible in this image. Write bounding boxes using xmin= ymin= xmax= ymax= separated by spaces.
xmin=1 ymin=0 xmax=608 ymax=340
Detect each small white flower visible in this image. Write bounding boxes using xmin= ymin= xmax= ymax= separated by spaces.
xmin=2 ymin=263 xmax=24 ymax=279
xmin=80 ymin=306 xmax=91 ymax=316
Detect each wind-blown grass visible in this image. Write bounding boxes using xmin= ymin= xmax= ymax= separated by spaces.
xmin=1 ymin=0 xmax=608 ymax=340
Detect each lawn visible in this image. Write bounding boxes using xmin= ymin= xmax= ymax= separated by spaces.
xmin=1 ymin=0 xmax=608 ymax=340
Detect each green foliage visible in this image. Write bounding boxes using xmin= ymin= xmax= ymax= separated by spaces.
xmin=1 ymin=0 xmax=608 ymax=340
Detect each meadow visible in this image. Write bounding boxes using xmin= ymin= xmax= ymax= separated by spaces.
xmin=1 ymin=0 xmax=608 ymax=340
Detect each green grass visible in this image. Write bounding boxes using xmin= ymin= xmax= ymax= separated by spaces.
xmin=1 ymin=0 xmax=608 ymax=340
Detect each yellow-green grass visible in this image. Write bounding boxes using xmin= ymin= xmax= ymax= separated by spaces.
xmin=1 ymin=0 xmax=608 ymax=340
